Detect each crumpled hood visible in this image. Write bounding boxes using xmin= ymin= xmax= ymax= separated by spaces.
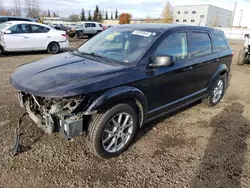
xmin=10 ymin=52 xmax=130 ymax=97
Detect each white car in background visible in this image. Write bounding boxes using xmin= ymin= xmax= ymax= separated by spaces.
xmin=0 ymin=21 xmax=69 ymax=54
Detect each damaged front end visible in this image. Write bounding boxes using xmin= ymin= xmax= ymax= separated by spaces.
xmin=18 ymin=91 xmax=87 ymax=139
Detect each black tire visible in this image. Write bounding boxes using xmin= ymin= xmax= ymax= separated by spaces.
xmin=237 ymin=49 xmax=247 ymax=66
xmin=87 ymin=103 xmax=138 ymax=158
xmin=47 ymin=42 xmax=60 ymax=54
xmin=203 ymin=74 xmax=226 ymax=107
xmin=76 ymin=31 xmax=83 ymax=39
xmin=68 ymin=32 xmax=75 ymax=38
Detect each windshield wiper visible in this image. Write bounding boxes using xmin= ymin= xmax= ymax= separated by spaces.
xmin=89 ymin=52 xmax=113 ymax=64
xmin=75 ymin=50 xmax=113 ymax=63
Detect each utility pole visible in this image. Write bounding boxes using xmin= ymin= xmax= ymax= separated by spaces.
xmin=239 ymin=9 xmax=243 ymax=27
xmin=230 ymin=1 xmax=237 ymax=27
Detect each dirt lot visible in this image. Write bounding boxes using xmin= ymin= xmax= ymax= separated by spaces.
xmin=0 ymin=39 xmax=250 ymax=188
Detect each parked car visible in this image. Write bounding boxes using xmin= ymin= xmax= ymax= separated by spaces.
xmin=0 ymin=21 xmax=69 ymax=54
xmin=237 ymin=34 xmax=250 ymax=65
xmin=50 ymin=23 xmax=69 ymax=32
xmin=0 ymin=16 xmax=38 ymax=24
xmin=68 ymin=21 xmax=104 ymax=39
xmin=11 ymin=24 xmax=232 ymax=158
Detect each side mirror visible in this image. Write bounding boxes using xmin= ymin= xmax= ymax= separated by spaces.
xmin=5 ymin=30 xmax=11 ymax=34
xmin=149 ymin=55 xmax=175 ymax=68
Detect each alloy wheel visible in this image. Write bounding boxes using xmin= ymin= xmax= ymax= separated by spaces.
xmin=102 ymin=112 xmax=134 ymax=153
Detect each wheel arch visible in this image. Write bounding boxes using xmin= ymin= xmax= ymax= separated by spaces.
xmin=206 ymin=64 xmax=229 ymax=96
xmin=84 ymin=86 xmax=148 ymax=127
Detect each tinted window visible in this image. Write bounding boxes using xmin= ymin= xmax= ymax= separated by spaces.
xmin=31 ymin=25 xmax=50 ymax=33
xmin=85 ymin=23 xmax=91 ymax=27
xmin=0 ymin=17 xmax=8 ymax=23
xmin=8 ymin=24 xmax=31 ymax=34
xmin=91 ymin=23 xmax=96 ymax=27
xmin=189 ymin=32 xmax=212 ymax=58
xmin=211 ymin=33 xmax=228 ymax=52
xmin=8 ymin=17 xmax=23 ymax=21
xmin=155 ymin=32 xmax=188 ymax=61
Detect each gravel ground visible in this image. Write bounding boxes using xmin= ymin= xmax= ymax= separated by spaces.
xmin=0 ymin=39 xmax=250 ymax=188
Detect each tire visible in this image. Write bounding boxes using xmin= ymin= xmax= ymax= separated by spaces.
xmin=237 ymin=49 xmax=247 ymax=66
xmin=76 ymin=31 xmax=83 ymax=39
xmin=87 ymin=103 xmax=138 ymax=158
xmin=203 ymin=74 xmax=226 ymax=107
xmin=47 ymin=42 xmax=60 ymax=54
xmin=68 ymin=33 xmax=75 ymax=38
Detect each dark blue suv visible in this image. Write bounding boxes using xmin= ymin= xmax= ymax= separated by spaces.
xmin=0 ymin=16 xmax=38 ymax=24
xmin=11 ymin=24 xmax=232 ymax=158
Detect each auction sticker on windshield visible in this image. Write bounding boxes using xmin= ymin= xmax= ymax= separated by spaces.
xmin=132 ymin=30 xmax=152 ymax=37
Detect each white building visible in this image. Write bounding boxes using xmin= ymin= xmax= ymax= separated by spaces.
xmin=173 ymin=5 xmax=233 ymax=27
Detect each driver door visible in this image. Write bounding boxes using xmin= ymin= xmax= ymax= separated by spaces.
xmin=4 ymin=24 xmax=32 ymax=51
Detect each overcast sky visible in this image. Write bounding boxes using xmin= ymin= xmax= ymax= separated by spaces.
xmin=3 ymin=0 xmax=250 ymax=27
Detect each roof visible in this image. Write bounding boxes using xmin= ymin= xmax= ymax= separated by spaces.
xmin=0 ymin=16 xmax=37 ymax=21
xmin=174 ymin=4 xmax=233 ymax=12
xmin=116 ymin=23 xmax=224 ymax=35
xmin=3 ymin=21 xmax=50 ymax=28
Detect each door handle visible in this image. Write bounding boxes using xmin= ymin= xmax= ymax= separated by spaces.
xmin=47 ymin=36 xmax=52 ymax=38
xmin=24 ymin=36 xmax=29 ymax=38
xmin=183 ymin=66 xmax=193 ymax=71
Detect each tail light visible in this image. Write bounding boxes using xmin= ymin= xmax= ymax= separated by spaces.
xmin=61 ymin=34 xmax=68 ymax=38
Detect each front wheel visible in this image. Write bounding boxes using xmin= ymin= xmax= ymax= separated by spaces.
xmin=87 ymin=103 xmax=138 ymax=158
xmin=203 ymin=74 xmax=226 ymax=107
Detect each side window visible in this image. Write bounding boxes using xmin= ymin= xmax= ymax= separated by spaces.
xmin=8 ymin=24 xmax=31 ymax=34
xmin=91 ymin=23 xmax=96 ymax=27
xmin=211 ymin=33 xmax=229 ymax=52
xmin=31 ymin=25 xmax=50 ymax=33
xmin=0 ymin=17 xmax=7 ymax=23
xmin=189 ymin=32 xmax=212 ymax=58
xmin=155 ymin=32 xmax=188 ymax=61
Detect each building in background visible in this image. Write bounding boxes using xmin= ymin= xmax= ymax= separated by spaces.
xmin=173 ymin=5 xmax=233 ymax=27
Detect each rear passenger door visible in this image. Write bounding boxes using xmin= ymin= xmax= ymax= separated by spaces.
xmin=30 ymin=24 xmax=51 ymax=49
xmin=210 ymin=33 xmax=232 ymax=71
xmin=187 ymin=31 xmax=217 ymax=91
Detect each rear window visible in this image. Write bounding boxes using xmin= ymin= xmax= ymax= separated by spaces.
xmin=0 ymin=22 xmax=11 ymax=30
xmin=189 ymin=32 xmax=212 ymax=58
xmin=99 ymin=24 xmax=103 ymax=27
xmin=31 ymin=25 xmax=50 ymax=33
xmin=211 ymin=33 xmax=228 ymax=52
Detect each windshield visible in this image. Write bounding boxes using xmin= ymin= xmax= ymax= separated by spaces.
xmin=77 ymin=27 xmax=161 ymax=64
xmin=0 ymin=23 xmax=11 ymax=31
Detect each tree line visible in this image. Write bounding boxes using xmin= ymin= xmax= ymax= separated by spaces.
xmin=68 ymin=6 xmax=119 ymax=22
xmin=0 ymin=0 xmax=59 ymax=18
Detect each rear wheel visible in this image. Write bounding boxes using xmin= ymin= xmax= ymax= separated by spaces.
xmin=87 ymin=103 xmax=138 ymax=158
xmin=203 ymin=74 xmax=226 ymax=107
xmin=237 ymin=49 xmax=247 ymax=65
xmin=47 ymin=42 xmax=60 ymax=54
xmin=76 ymin=31 xmax=83 ymax=39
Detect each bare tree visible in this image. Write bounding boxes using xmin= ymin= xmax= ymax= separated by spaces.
xmin=161 ymin=1 xmax=174 ymax=23
xmin=9 ymin=0 xmax=22 ymax=16
xmin=25 ymin=0 xmax=41 ymax=18
xmin=69 ymin=14 xmax=79 ymax=22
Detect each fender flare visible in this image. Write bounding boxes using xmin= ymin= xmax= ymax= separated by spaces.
xmin=84 ymin=86 xmax=148 ymax=126
xmin=206 ymin=64 xmax=229 ymax=96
